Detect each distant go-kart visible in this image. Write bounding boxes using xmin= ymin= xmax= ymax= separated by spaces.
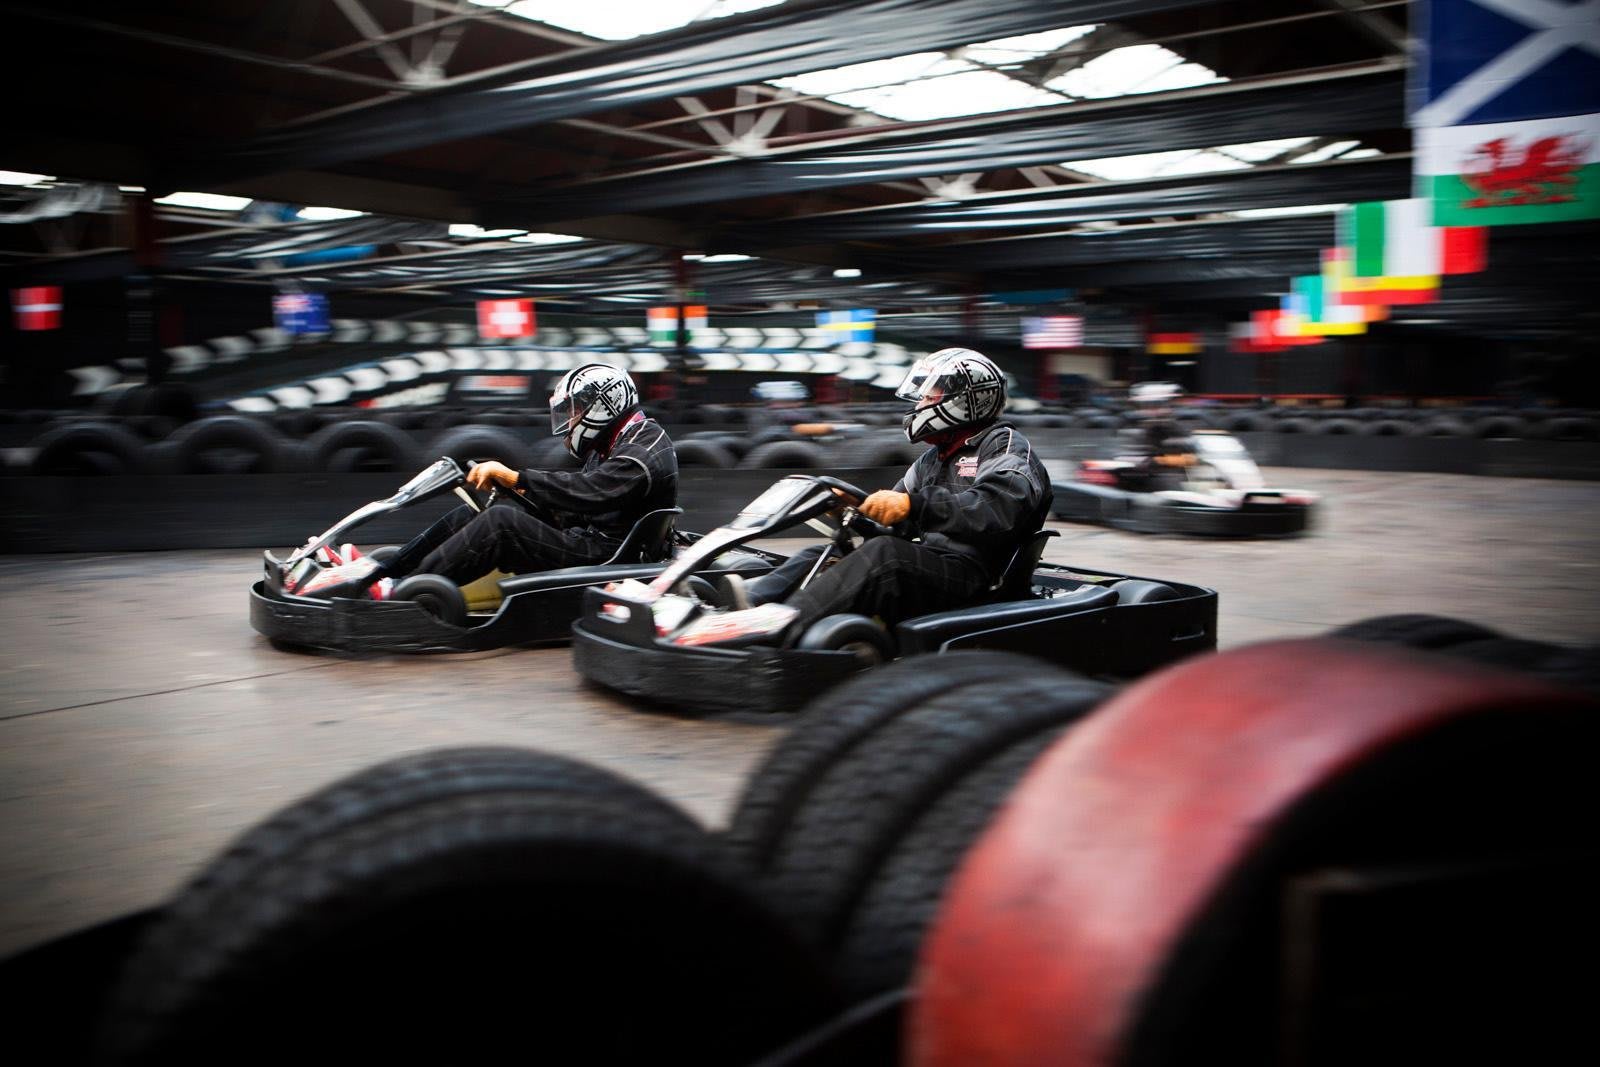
xmin=250 ymin=457 xmax=776 ymax=654
xmin=1052 ymin=429 xmax=1317 ymax=536
xmin=571 ymin=474 xmax=1217 ymax=715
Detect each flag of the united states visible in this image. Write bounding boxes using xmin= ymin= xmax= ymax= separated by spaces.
xmin=1022 ymin=315 xmax=1083 ymax=349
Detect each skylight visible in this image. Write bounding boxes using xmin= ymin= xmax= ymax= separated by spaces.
xmin=0 ymin=170 xmax=54 ymax=186
xmin=449 ymin=224 xmax=529 ymax=239
xmin=1066 ymin=149 xmax=1251 ymax=182
xmin=1213 ymin=138 xmax=1317 ymax=163
xmin=296 ymin=206 xmax=366 ymax=221
xmin=487 ymin=0 xmax=784 ymax=40
xmin=1230 ymin=203 xmax=1347 ymax=218
xmin=1047 ymin=43 xmax=1222 ymax=99
xmin=508 ymin=232 xmax=584 ymax=244
xmin=1289 ymin=140 xmax=1364 ymax=163
xmin=153 ymin=192 xmax=252 ymax=211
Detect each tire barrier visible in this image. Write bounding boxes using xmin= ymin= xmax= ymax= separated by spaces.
xmin=1218 ymin=412 xmax=1271 ymax=433
xmin=912 ymin=639 xmax=1599 ymax=1067
xmin=730 ymin=652 xmax=1112 ymax=1000
xmin=158 ymin=415 xmax=289 ymax=475
xmin=1331 ymin=613 xmax=1600 ymax=694
xmin=1360 ymin=418 xmax=1417 ymax=436
xmin=303 ymin=419 xmax=418 ymax=474
xmin=1420 ymin=416 xmax=1471 ymax=437
xmin=740 ymin=440 xmax=829 ymax=469
xmin=98 ymin=747 xmax=833 ymax=1066
xmin=109 ymin=383 xmax=199 ymax=424
xmin=1472 ymin=414 xmax=1531 ymax=439
xmin=1271 ymin=416 xmax=1316 ymax=435
xmin=1312 ymin=417 xmax=1362 ymax=435
xmin=674 ymin=439 xmax=738 ymax=469
xmin=27 ymin=421 xmax=148 ymax=476
xmin=427 ymin=424 xmax=535 ymax=469
xmin=828 ymin=436 xmax=924 ymax=470
xmin=1545 ymin=416 xmax=1600 ymax=442
xmin=528 ymin=435 xmax=581 ymax=471
xmin=269 ymin=410 xmax=325 ymax=439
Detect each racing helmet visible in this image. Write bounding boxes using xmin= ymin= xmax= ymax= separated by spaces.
xmin=550 ymin=363 xmax=639 ymax=456
xmin=895 ymin=348 xmax=1006 ymax=443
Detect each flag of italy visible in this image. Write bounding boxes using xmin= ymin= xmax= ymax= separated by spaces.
xmin=1416 ymin=114 xmax=1600 ymax=226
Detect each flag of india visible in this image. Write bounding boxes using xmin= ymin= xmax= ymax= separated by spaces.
xmin=1416 ymin=114 xmax=1600 ymax=226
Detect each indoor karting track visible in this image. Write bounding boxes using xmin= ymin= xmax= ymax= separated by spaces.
xmin=2 ymin=466 xmax=1598 ymax=958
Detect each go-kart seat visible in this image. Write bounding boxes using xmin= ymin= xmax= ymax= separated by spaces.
xmin=991 ymin=530 xmax=1059 ymax=599
xmin=601 ymin=507 xmax=682 ymax=565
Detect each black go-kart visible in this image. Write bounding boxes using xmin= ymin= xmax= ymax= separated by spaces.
xmin=1052 ymin=429 xmax=1317 ymax=536
xmin=250 ymin=457 xmax=778 ymax=654
xmin=571 ymin=474 xmax=1217 ymax=714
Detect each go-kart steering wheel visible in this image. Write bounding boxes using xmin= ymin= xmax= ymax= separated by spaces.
xmin=806 ymin=475 xmax=900 ymax=539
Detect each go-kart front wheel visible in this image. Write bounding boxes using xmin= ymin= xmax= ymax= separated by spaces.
xmin=392 ymin=574 xmax=468 ymax=627
xmin=797 ymin=614 xmax=894 ymax=668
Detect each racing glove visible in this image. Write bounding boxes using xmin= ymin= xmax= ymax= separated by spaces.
xmin=860 ymin=490 xmax=912 ymax=525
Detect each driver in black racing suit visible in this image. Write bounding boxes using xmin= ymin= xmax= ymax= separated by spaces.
xmin=721 ymin=348 xmax=1051 ymax=640
xmin=303 ymin=363 xmax=676 ymax=598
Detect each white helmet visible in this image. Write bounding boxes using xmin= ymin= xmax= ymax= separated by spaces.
xmin=550 ymin=363 xmax=638 ymax=456
xmin=895 ymin=348 xmax=1006 ymax=443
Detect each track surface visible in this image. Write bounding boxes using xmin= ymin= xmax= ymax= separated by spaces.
xmin=2 ymin=468 xmax=1597 ymax=956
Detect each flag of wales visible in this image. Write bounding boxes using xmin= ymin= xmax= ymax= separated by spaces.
xmin=1412 ymin=0 xmax=1600 ymax=226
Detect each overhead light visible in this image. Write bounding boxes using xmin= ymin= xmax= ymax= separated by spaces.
xmin=296 ymin=206 xmax=366 ymax=220
xmin=153 ymin=191 xmax=252 ymax=211
xmin=118 ymin=185 xmax=147 ymax=193
xmin=1394 ymin=318 xmax=1447 ymax=324
xmin=0 ymin=170 xmax=55 ymax=186
xmin=697 ymin=253 xmax=753 ymax=262
xmin=449 ymin=224 xmax=528 ymax=239
xmin=833 ymin=267 xmax=862 ymax=278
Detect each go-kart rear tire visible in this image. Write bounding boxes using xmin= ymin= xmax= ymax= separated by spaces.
xmin=1111 ymin=579 xmax=1181 ymax=605
xmin=391 ymin=573 xmax=468 ymax=627
xmin=730 ymin=654 xmax=1111 ymax=995
xmin=797 ymin=614 xmax=894 ymax=668
xmin=99 ymin=752 xmax=831 ymax=1066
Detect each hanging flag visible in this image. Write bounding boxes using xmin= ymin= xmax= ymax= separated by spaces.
xmin=1021 ymin=315 xmax=1083 ymax=349
xmin=272 ymin=292 xmax=329 ymax=335
xmin=1252 ymin=309 xmax=1323 ymax=350
xmin=1146 ymin=332 xmax=1201 ymax=355
xmin=647 ymin=305 xmax=707 ymax=345
xmin=1412 ymin=0 xmax=1600 ymax=226
xmin=1344 ymin=199 xmax=1488 ymax=278
xmin=1285 ymin=271 xmax=1370 ymax=337
xmin=1322 ymin=241 xmax=1440 ymax=307
xmin=476 ymin=298 xmax=536 ymax=339
xmin=816 ymin=308 xmax=876 ymax=342
xmin=12 ymin=286 xmax=62 ymax=331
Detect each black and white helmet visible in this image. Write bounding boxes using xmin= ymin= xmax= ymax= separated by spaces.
xmin=895 ymin=348 xmax=1006 ymax=443
xmin=550 ymin=363 xmax=638 ymax=456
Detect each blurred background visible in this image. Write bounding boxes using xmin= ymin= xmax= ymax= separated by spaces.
xmin=2 ymin=0 xmax=1599 ymax=1018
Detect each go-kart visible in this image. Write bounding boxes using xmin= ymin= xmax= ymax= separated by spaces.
xmin=250 ymin=457 xmax=778 ymax=654
xmin=1052 ymin=429 xmax=1317 ymax=536
xmin=571 ymin=474 xmax=1217 ymax=714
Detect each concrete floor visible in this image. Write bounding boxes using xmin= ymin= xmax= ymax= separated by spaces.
xmin=2 ymin=467 xmax=1598 ymax=958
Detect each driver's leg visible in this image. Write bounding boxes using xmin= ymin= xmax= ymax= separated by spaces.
xmin=412 ymin=504 xmax=611 ymax=586
xmin=725 ymin=544 xmax=828 ymax=608
xmin=782 ymin=538 xmax=987 ymax=638
xmin=379 ymin=503 xmax=481 ymax=580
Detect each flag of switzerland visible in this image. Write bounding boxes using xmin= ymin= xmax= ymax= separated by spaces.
xmin=477 ymin=299 xmax=535 ymax=338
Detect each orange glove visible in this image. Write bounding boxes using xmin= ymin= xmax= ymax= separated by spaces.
xmin=859 ymin=490 xmax=912 ymax=525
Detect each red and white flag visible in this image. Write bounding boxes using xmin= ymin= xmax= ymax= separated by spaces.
xmin=476 ymin=299 xmax=536 ymax=339
xmin=12 ymin=286 xmax=62 ymax=331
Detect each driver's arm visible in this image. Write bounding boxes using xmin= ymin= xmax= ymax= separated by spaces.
xmin=516 ymin=451 xmax=652 ymax=514
xmin=907 ymin=431 xmax=1044 ymax=550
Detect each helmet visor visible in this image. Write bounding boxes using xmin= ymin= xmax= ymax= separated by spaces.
xmin=550 ymin=376 xmax=603 ymax=436
xmin=895 ymin=356 xmax=969 ymax=409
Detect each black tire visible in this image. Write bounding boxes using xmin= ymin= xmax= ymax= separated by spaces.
xmin=742 ymin=664 xmax=1111 ymax=995
xmin=1472 ymin=415 xmax=1530 ymax=440
xmin=125 ymin=415 xmax=177 ymax=441
xmin=1315 ymin=418 xmax=1362 ymax=435
xmin=829 ymin=436 xmax=923 ymax=469
xmin=1220 ymin=413 xmax=1270 ymax=433
xmin=167 ymin=415 xmax=288 ymax=475
xmin=740 ymin=440 xmax=829 ymax=469
xmin=1082 ymin=413 xmax=1124 ymax=429
xmin=796 ymin=614 xmax=894 ymax=669
xmin=1421 ymin=416 xmax=1470 ymax=437
xmin=391 ymin=573 xmax=468 ymax=626
xmin=712 ymin=433 xmax=754 ymax=459
xmin=1274 ymin=417 xmax=1315 ymax=434
xmin=429 ymin=424 xmax=534 ymax=469
xmin=1545 ymin=416 xmax=1599 ymax=442
xmin=270 ymin=410 xmax=323 ymax=439
xmin=374 ymin=410 xmax=427 ymax=431
xmin=101 ymin=754 xmax=830 ymax=1066
xmin=1361 ymin=419 xmax=1417 ymax=437
xmin=675 ymin=439 xmax=737 ymax=469
xmin=1111 ymin=579 xmax=1180 ymax=604
xmin=27 ymin=422 xmax=147 ymax=476
xmin=528 ymin=435 xmax=581 ymax=470
xmin=304 ymin=419 xmax=417 ymax=473
xmin=727 ymin=651 xmax=1059 ymax=867
xmin=1330 ymin=613 xmax=1503 ymax=650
